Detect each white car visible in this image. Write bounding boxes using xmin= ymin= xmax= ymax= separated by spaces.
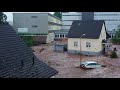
xmin=80 ymin=61 xmax=101 ymax=69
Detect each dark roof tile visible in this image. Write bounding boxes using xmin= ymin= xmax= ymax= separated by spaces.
xmin=68 ymin=20 xmax=107 ymax=39
xmin=0 ymin=24 xmax=58 ymax=78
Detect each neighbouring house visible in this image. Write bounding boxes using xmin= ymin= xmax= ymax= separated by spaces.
xmin=67 ymin=20 xmax=111 ymax=55
xmin=0 ymin=24 xmax=58 ymax=78
xmin=13 ymin=13 xmax=62 ymax=44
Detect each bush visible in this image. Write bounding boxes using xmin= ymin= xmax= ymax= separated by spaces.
xmin=112 ymin=38 xmax=120 ymax=44
xmin=110 ymin=51 xmax=118 ymax=58
xmin=21 ymin=36 xmax=33 ymax=47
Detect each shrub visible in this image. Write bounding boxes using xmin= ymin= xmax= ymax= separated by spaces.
xmin=110 ymin=51 xmax=118 ymax=58
xmin=21 ymin=36 xmax=33 ymax=47
xmin=112 ymin=38 xmax=120 ymax=44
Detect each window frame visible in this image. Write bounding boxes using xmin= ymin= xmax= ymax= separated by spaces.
xmin=86 ymin=42 xmax=91 ymax=47
xmin=31 ymin=16 xmax=38 ymax=18
xmin=32 ymin=25 xmax=38 ymax=28
xmin=74 ymin=42 xmax=78 ymax=47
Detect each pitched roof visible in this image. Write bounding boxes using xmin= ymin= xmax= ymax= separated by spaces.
xmin=106 ymin=32 xmax=111 ymax=39
xmin=68 ymin=20 xmax=107 ymax=39
xmin=0 ymin=24 xmax=58 ymax=78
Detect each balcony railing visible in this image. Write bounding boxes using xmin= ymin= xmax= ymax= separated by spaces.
xmin=48 ymin=16 xmax=62 ymax=24
xmin=48 ymin=26 xmax=62 ymax=30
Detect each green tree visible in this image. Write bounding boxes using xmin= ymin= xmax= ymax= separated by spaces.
xmin=21 ymin=36 xmax=33 ymax=47
xmin=0 ymin=12 xmax=8 ymax=24
xmin=53 ymin=12 xmax=62 ymax=19
xmin=115 ymin=25 xmax=120 ymax=38
xmin=112 ymin=25 xmax=120 ymax=44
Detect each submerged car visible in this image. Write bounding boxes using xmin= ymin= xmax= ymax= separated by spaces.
xmin=80 ymin=61 xmax=101 ymax=69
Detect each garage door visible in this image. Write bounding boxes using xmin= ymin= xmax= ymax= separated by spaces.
xmin=54 ymin=45 xmax=63 ymax=52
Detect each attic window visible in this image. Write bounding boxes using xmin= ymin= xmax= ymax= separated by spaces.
xmin=78 ymin=23 xmax=81 ymax=26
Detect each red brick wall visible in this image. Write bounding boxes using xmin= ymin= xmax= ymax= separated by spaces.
xmin=32 ymin=36 xmax=47 ymax=43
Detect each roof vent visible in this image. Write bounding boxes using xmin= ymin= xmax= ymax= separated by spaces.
xmin=78 ymin=23 xmax=81 ymax=26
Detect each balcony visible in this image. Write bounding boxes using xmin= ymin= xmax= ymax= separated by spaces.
xmin=48 ymin=16 xmax=62 ymax=24
xmin=48 ymin=26 xmax=62 ymax=30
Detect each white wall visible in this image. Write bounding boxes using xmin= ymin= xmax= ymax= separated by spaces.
xmin=62 ymin=21 xmax=73 ymax=26
xmin=68 ymin=38 xmax=102 ymax=52
xmin=46 ymin=33 xmax=54 ymax=43
xmin=62 ymin=26 xmax=71 ymax=29
xmin=94 ymin=12 xmax=120 ymax=15
xmin=62 ymin=12 xmax=82 ymax=16
xmin=62 ymin=16 xmax=81 ymax=21
xmin=94 ymin=12 xmax=120 ymax=31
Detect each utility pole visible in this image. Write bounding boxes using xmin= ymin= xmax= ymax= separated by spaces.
xmin=80 ymin=34 xmax=85 ymax=66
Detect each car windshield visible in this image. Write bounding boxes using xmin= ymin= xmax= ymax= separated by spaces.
xmin=87 ymin=63 xmax=98 ymax=65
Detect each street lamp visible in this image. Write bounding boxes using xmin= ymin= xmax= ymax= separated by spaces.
xmin=80 ymin=34 xmax=86 ymax=66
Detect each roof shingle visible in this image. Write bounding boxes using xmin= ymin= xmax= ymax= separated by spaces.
xmin=68 ymin=20 xmax=108 ymax=39
xmin=0 ymin=24 xmax=58 ymax=78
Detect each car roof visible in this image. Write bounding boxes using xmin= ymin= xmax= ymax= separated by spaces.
xmin=81 ymin=61 xmax=97 ymax=64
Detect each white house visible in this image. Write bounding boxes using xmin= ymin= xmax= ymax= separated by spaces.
xmin=67 ymin=20 xmax=111 ymax=55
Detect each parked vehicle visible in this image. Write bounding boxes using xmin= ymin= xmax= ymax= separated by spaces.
xmin=80 ymin=61 xmax=101 ymax=69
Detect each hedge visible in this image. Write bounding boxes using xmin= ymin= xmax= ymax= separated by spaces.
xmin=21 ymin=36 xmax=33 ymax=47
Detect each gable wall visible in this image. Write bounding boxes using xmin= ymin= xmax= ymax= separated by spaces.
xmin=68 ymin=38 xmax=102 ymax=53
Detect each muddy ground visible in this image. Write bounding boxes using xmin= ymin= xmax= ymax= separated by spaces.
xmin=32 ymin=44 xmax=120 ymax=78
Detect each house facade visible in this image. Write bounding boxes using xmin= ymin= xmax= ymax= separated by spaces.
xmin=13 ymin=13 xmax=62 ymax=43
xmin=68 ymin=20 xmax=111 ymax=55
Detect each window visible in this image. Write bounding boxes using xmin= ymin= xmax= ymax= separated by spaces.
xmin=55 ymin=35 xmax=57 ymax=37
xmin=32 ymin=25 xmax=38 ymax=27
xmin=78 ymin=23 xmax=81 ymax=26
xmin=86 ymin=42 xmax=91 ymax=47
xmin=74 ymin=42 xmax=78 ymax=46
xmin=60 ymin=35 xmax=62 ymax=37
xmin=55 ymin=35 xmax=59 ymax=38
xmin=62 ymin=34 xmax=64 ymax=38
xmin=65 ymin=34 xmax=68 ymax=37
xmin=87 ymin=63 xmax=97 ymax=66
xmin=31 ymin=16 xmax=37 ymax=18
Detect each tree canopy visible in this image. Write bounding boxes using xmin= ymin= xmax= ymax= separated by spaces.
xmin=115 ymin=25 xmax=120 ymax=38
xmin=112 ymin=25 xmax=120 ymax=44
xmin=53 ymin=12 xmax=62 ymax=19
xmin=0 ymin=12 xmax=8 ymax=24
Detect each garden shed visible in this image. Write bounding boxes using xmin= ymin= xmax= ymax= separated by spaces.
xmin=54 ymin=44 xmax=67 ymax=52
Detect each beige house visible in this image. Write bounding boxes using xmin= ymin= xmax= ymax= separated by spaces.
xmin=68 ymin=20 xmax=111 ymax=55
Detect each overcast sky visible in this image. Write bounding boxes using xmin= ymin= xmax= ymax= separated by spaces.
xmin=4 ymin=12 xmax=54 ymax=21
